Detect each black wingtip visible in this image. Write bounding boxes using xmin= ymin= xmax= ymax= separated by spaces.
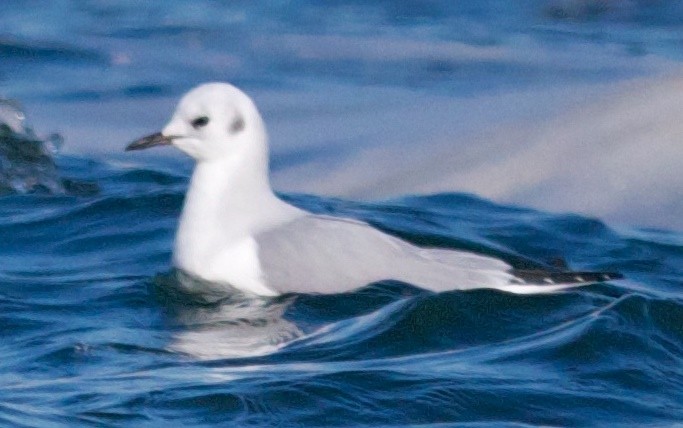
xmin=512 ymin=269 xmax=623 ymax=285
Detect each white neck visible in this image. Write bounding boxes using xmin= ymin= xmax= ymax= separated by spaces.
xmin=172 ymin=143 xmax=302 ymax=271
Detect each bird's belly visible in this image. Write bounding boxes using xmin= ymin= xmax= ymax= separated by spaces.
xmin=172 ymin=237 xmax=277 ymax=296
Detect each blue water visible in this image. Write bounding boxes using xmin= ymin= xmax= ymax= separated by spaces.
xmin=1 ymin=157 xmax=682 ymax=426
xmin=2 ymin=1 xmax=683 ymax=427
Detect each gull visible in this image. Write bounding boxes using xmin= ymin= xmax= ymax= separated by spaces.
xmin=126 ymin=82 xmax=621 ymax=297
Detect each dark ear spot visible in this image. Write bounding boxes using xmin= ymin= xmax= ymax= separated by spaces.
xmin=230 ymin=115 xmax=245 ymax=134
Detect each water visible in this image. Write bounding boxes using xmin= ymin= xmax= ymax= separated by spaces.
xmin=1 ymin=1 xmax=683 ymax=426
xmin=1 ymin=155 xmax=682 ymax=426
xmin=4 ymin=1 xmax=683 ymax=228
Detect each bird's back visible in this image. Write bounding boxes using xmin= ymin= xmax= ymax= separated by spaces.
xmin=255 ymin=214 xmax=516 ymax=294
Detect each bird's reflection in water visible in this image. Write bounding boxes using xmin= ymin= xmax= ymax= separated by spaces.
xmin=152 ymin=270 xmax=302 ymax=360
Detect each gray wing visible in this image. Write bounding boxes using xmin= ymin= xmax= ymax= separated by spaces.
xmin=255 ymin=214 xmax=515 ymax=294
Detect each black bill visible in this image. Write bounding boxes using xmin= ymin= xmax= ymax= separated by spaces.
xmin=125 ymin=132 xmax=174 ymax=151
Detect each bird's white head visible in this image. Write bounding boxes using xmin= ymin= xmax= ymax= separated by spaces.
xmin=126 ymin=82 xmax=268 ymax=163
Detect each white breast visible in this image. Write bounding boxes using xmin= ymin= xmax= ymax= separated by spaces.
xmin=173 ymin=236 xmax=277 ymax=296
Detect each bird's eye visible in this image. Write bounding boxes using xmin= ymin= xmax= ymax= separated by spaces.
xmin=191 ymin=116 xmax=210 ymax=129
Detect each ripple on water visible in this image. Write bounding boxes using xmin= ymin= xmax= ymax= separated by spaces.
xmin=0 ymin=154 xmax=681 ymax=426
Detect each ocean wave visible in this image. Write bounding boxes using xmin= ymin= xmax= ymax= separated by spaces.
xmin=0 ymin=154 xmax=681 ymax=426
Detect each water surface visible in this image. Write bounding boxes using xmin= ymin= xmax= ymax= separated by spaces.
xmin=1 ymin=1 xmax=682 ymax=426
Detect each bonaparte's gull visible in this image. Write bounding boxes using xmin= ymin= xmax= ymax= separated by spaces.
xmin=126 ymin=82 xmax=621 ymax=296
